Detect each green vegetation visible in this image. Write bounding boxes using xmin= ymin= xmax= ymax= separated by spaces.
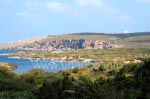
xmin=17 ymin=48 xmax=150 ymax=62
xmin=37 ymin=58 xmax=150 ymax=99
xmin=1 ymin=58 xmax=150 ymax=99
xmin=0 ymin=67 xmax=36 ymax=99
xmin=0 ymin=62 xmax=17 ymax=71
xmin=1 ymin=48 xmax=150 ymax=99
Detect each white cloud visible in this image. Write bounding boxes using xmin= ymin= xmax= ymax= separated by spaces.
xmin=17 ymin=12 xmax=31 ymax=19
xmin=47 ymin=2 xmax=61 ymax=9
xmin=17 ymin=11 xmax=40 ymax=21
xmin=25 ymin=1 xmax=71 ymax=13
xmin=19 ymin=0 xmax=125 ymax=20
xmin=46 ymin=2 xmax=70 ymax=12
xmin=23 ymin=0 xmax=119 ymax=16
xmin=16 ymin=1 xmax=74 ymax=21
xmin=76 ymin=0 xmax=119 ymax=14
xmin=76 ymin=0 xmax=103 ymax=7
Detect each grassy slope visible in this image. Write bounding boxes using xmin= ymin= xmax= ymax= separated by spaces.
xmin=17 ymin=48 xmax=150 ymax=62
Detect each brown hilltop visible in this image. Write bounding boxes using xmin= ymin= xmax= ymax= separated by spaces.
xmin=0 ymin=32 xmax=150 ymax=50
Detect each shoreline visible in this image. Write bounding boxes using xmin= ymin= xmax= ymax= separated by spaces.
xmin=9 ymin=53 xmax=95 ymax=63
xmin=0 ymin=62 xmax=17 ymax=71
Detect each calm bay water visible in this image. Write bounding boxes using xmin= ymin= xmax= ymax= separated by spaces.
xmin=0 ymin=50 xmax=92 ymax=74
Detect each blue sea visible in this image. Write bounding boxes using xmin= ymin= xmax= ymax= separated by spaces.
xmin=0 ymin=50 xmax=92 ymax=74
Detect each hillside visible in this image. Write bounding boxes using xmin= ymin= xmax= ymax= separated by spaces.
xmin=0 ymin=32 xmax=150 ymax=50
xmin=0 ymin=36 xmax=47 ymax=50
xmin=72 ymin=32 xmax=150 ymax=38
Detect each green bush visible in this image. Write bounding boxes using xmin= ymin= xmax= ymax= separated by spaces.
xmin=0 ymin=92 xmax=36 ymax=99
xmin=72 ymin=68 xmax=78 ymax=73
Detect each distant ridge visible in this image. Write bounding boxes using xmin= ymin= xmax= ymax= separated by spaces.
xmin=70 ymin=32 xmax=150 ymax=39
xmin=0 ymin=32 xmax=150 ymax=50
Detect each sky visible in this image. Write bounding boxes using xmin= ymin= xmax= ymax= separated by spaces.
xmin=0 ymin=0 xmax=150 ymax=44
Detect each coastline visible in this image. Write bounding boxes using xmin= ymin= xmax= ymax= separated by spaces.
xmin=0 ymin=62 xmax=17 ymax=71
xmin=14 ymin=56 xmax=94 ymax=63
xmin=9 ymin=52 xmax=95 ymax=63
